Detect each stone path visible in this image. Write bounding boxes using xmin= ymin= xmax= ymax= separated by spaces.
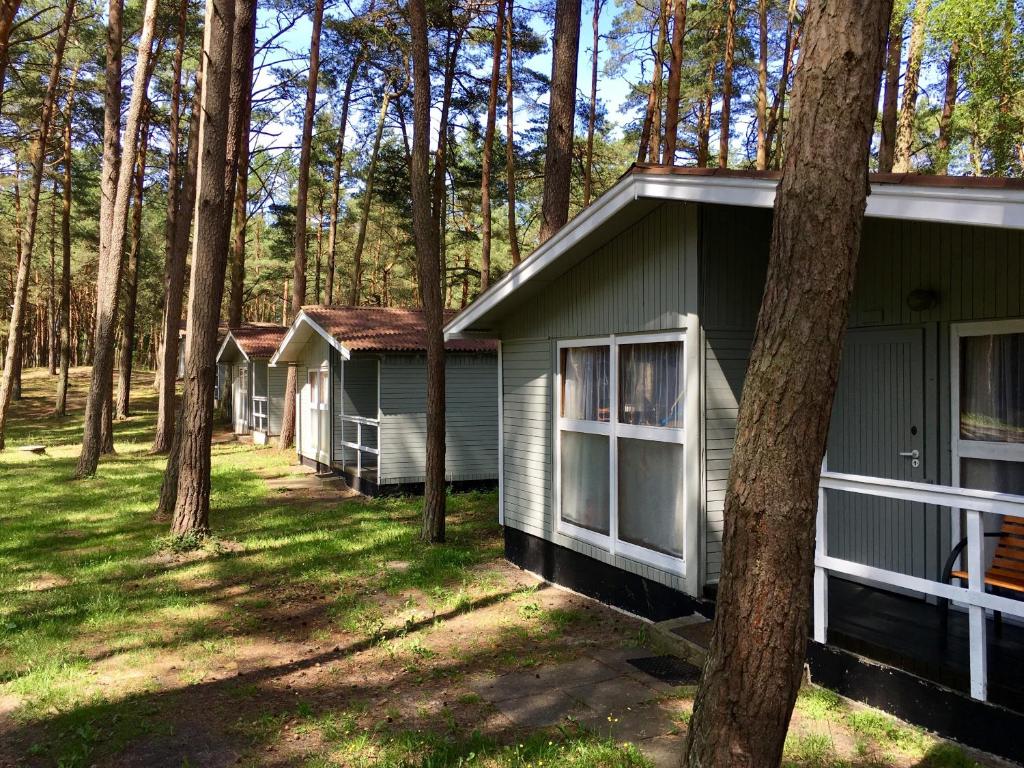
xmin=468 ymin=647 xmax=698 ymax=767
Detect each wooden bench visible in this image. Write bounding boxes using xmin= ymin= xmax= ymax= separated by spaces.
xmin=941 ymin=516 xmax=1024 ymax=634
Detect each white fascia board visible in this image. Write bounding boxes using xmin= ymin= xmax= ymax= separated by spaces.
xmin=865 ymin=184 xmax=1024 ymax=230
xmin=216 ymin=332 xmax=248 ymax=364
xmin=270 ymin=311 xmax=351 ymax=367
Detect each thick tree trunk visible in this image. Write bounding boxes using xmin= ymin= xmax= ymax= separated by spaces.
xmin=877 ymin=13 xmax=902 ymax=172
xmin=505 ymin=0 xmax=520 ymax=264
xmin=755 ymin=0 xmax=769 ymax=169
xmin=583 ymin=0 xmax=602 ymax=198
xmin=661 ymin=0 xmax=686 ymax=165
xmin=153 ymin=73 xmax=202 ymax=453
xmin=0 ymin=0 xmax=73 ymax=450
xmin=279 ymin=0 xmax=321 ymax=450
xmin=349 ymin=89 xmax=390 ymax=306
xmin=717 ymin=0 xmax=737 ymax=168
xmin=56 ymin=66 xmax=79 ymax=417
xmin=227 ymin=0 xmax=257 ymax=328
xmin=153 ymin=0 xmax=193 ymax=452
xmin=539 ymin=0 xmax=581 ymax=242
xmin=77 ymin=0 xmax=160 ymax=478
xmin=892 ymin=0 xmax=926 ymax=173
xmin=325 ymin=54 xmax=361 ymax=305
xmin=409 ymin=0 xmax=446 ymax=544
xmin=935 ymin=39 xmax=959 ymax=175
xmin=680 ymin=0 xmax=892 ymax=764
xmin=170 ymin=0 xmax=237 ymax=536
xmin=115 ymin=102 xmax=151 ymax=420
xmin=480 ymin=0 xmax=505 ymax=291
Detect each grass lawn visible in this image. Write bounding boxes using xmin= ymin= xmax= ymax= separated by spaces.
xmin=0 ymin=368 xmax=1007 ymax=768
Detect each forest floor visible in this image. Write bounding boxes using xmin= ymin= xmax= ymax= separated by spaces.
xmin=0 ymin=367 xmax=1014 ymax=768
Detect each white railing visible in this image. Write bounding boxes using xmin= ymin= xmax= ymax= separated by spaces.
xmin=338 ymin=414 xmax=379 ymax=476
xmin=814 ymin=469 xmax=1024 ymax=702
xmin=252 ymin=395 xmax=268 ymax=433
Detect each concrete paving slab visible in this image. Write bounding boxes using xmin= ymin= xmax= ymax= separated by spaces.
xmin=564 ymin=676 xmax=659 ymax=714
xmin=492 ymin=689 xmax=592 ymax=729
xmin=576 ymin=701 xmax=680 ymax=743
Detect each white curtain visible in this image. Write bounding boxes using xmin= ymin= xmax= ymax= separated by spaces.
xmin=960 ymin=333 xmax=1024 ymax=443
xmin=560 ymin=431 xmax=610 ymax=534
xmin=619 ymin=341 xmax=685 ymax=428
xmin=562 ymin=346 xmax=610 ymax=421
xmin=618 ymin=438 xmax=685 ymax=557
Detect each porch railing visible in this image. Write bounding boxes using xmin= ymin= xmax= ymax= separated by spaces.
xmin=814 ymin=470 xmax=1024 ymax=702
xmin=338 ymin=414 xmax=379 ymax=477
xmin=252 ymin=396 xmax=268 ymax=433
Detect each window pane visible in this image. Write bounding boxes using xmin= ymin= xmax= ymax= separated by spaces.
xmin=319 ymin=370 xmax=330 ymax=406
xmin=561 ymin=346 xmax=610 ymax=422
xmin=619 ymin=341 xmax=685 ymax=428
xmin=308 ymin=371 xmax=318 ymax=405
xmin=618 ymin=438 xmax=685 ymax=558
xmin=960 ymin=333 xmax=1024 ymax=443
xmin=961 ymin=458 xmax=1024 ymax=496
xmin=559 ymin=431 xmax=610 ymax=534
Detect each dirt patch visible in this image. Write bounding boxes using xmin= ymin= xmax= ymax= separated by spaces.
xmin=17 ymin=573 xmax=71 ymax=592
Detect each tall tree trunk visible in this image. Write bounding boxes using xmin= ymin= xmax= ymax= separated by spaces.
xmin=765 ymin=0 xmax=799 ymax=169
xmin=0 ymin=0 xmax=22 ymax=118
xmin=279 ymin=0 xmax=322 ymax=450
xmin=696 ymin=18 xmax=720 ymax=168
xmin=877 ymin=12 xmax=903 ymax=172
xmin=636 ymin=21 xmax=660 ymax=163
xmin=650 ymin=0 xmax=667 ymax=163
xmin=170 ymin=0 xmax=238 ymax=535
xmin=227 ymin=0 xmax=257 ymax=328
xmin=348 ymin=88 xmax=390 ymax=306
xmin=47 ymin=183 xmax=57 ymax=375
xmin=56 ymin=65 xmax=80 ymax=417
xmin=504 ymin=0 xmax=520 ymax=264
xmin=77 ymin=0 xmax=160 ymax=477
xmin=408 ymin=0 xmax=446 ymax=544
xmin=325 ymin=53 xmax=362 ymax=305
xmin=0 ymin=0 xmax=73 ymax=450
xmin=583 ymin=0 xmax=602 ymax=197
xmin=116 ymin=101 xmax=151 ymax=419
xmin=154 ymin=72 xmax=202 ymax=453
xmin=892 ymin=0 xmax=926 ymax=173
xmin=935 ymin=38 xmax=959 ymax=175
xmin=717 ymin=0 xmax=737 ymax=168
xmin=153 ymin=0 xmax=192 ymax=452
xmin=480 ymin=0 xmax=505 ymax=291
xmin=755 ymin=0 xmax=769 ymax=169
xmin=430 ymin=27 xmax=464 ymax=293
xmin=539 ymin=0 xmax=582 ymax=242
xmin=661 ymin=0 xmax=686 ymax=164
xmin=681 ymin=0 xmax=892 ymax=764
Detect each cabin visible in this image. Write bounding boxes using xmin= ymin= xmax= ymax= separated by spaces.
xmin=271 ymin=305 xmax=499 ymax=495
xmin=444 ymin=165 xmax=1024 ymax=761
xmin=215 ymin=323 xmax=288 ymax=443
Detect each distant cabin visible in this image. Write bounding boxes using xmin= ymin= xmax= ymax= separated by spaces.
xmin=271 ymin=306 xmax=498 ymax=495
xmin=216 ymin=323 xmax=288 ymax=444
xmin=446 ymin=165 xmax=1024 ymax=760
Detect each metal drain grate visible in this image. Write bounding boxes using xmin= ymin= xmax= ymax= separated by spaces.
xmin=627 ymin=655 xmax=702 ymax=685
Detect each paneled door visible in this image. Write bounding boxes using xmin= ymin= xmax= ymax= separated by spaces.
xmin=826 ymin=327 xmax=940 ymax=581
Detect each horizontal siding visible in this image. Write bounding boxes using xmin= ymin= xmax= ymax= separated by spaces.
xmin=378 ymin=353 xmax=498 ymax=483
xmin=334 ymin=354 xmax=379 ymax=463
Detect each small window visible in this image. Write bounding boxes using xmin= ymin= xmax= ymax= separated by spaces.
xmin=619 ymin=341 xmax=685 ymax=429
xmin=560 ymin=346 xmax=610 ymax=422
xmin=308 ymin=370 xmax=319 ymax=406
xmin=318 ymin=370 xmax=329 ymax=408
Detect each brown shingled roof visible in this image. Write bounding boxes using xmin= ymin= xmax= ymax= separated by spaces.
xmin=301 ymin=306 xmax=496 ymax=353
xmin=229 ymin=323 xmax=288 ymax=359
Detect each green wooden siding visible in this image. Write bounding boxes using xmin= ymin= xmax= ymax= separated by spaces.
xmin=378 ymin=353 xmax=499 ymax=485
xmin=495 ymin=202 xmax=698 ymax=592
xmin=333 ymin=353 xmax=379 ymax=465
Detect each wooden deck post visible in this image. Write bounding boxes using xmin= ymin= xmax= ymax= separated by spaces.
xmin=966 ymin=508 xmax=988 ymax=701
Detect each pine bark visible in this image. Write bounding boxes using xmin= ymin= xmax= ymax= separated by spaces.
xmin=325 ymin=54 xmax=361 ymax=304
xmin=717 ymin=0 xmax=737 ymax=168
xmin=77 ymin=0 xmax=160 ymax=477
xmin=56 ymin=66 xmax=79 ymax=417
xmin=877 ymin=13 xmax=902 ymax=172
xmin=764 ymin=0 xmax=799 ymax=169
xmin=504 ymin=0 xmax=520 ymax=264
xmin=539 ymin=0 xmax=581 ymax=242
xmin=409 ymin=0 xmax=446 ymax=544
xmin=349 ymin=88 xmax=391 ymax=306
xmin=279 ymin=0 xmax=322 ymax=450
xmin=935 ymin=39 xmax=959 ymax=175
xmin=661 ymin=0 xmax=686 ymax=165
xmin=584 ymin=0 xmax=602 ymax=195
xmin=0 ymin=0 xmax=22 ymax=118
xmin=680 ymin=0 xmax=892 ymax=764
xmin=154 ymin=73 xmax=202 ymax=453
xmin=892 ymin=0 xmax=926 ymax=173
xmin=480 ymin=0 xmax=505 ymax=290
xmin=115 ymin=101 xmax=151 ymax=419
xmin=755 ymin=0 xmax=769 ymax=169
xmin=0 ymin=0 xmax=73 ymax=450
xmin=170 ymin=0 xmax=237 ymax=536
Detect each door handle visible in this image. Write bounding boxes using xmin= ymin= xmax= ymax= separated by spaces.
xmin=898 ymin=450 xmax=920 ymax=458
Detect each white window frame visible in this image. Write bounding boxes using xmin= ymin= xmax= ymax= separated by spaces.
xmin=950 ymin=318 xmax=1024 ymax=547
xmin=553 ymin=331 xmax=689 ymax=575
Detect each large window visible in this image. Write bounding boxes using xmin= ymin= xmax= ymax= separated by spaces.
xmin=555 ymin=333 xmax=688 ymax=571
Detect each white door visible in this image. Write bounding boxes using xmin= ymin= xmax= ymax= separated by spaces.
xmin=305 ymin=368 xmax=330 ymax=464
xmin=234 ymin=364 xmax=249 ymax=433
